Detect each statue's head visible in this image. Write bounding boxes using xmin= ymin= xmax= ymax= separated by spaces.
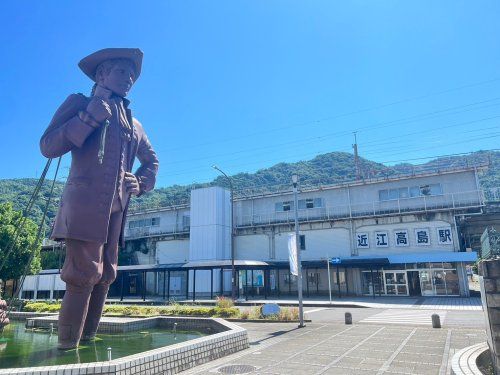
xmin=78 ymin=48 xmax=143 ymax=98
xmin=95 ymin=59 xmax=136 ymax=97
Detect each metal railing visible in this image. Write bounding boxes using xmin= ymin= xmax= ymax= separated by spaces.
xmin=123 ymin=188 xmax=489 ymax=238
xmin=236 ymin=189 xmax=484 ymax=227
xmin=124 ymin=225 xmax=190 ymax=239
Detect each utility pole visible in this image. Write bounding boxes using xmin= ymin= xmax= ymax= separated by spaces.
xmin=352 ymin=132 xmax=361 ymax=180
xmin=212 ymin=165 xmax=236 ymax=300
xmin=292 ymin=174 xmax=305 ymax=328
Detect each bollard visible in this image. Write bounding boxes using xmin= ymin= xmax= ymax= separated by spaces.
xmin=431 ymin=314 xmax=441 ymax=328
xmin=173 ymin=322 xmax=178 ymax=333
xmin=107 ymin=347 xmax=112 ymax=361
xmin=345 ymin=312 xmax=352 ymax=325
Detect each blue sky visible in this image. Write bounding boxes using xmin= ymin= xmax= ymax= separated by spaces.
xmin=1 ymin=1 xmax=499 ymax=187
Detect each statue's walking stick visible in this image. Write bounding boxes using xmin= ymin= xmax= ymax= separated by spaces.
xmin=98 ymin=119 xmax=110 ymax=164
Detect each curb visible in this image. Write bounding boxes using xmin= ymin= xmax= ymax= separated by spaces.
xmin=451 ymin=342 xmax=488 ymax=375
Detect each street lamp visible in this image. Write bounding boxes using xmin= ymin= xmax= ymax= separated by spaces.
xmin=292 ymin=174 xmax=305 ymax=328
xmin=212 ymin=165 xmax=236 ymax=300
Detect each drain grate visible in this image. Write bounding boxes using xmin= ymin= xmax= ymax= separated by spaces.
xmin=217 ymin=364 xmax=257 ymax=374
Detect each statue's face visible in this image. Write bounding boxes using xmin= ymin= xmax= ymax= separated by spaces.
xmin=99 ymin=60 xmax=136 ymax=97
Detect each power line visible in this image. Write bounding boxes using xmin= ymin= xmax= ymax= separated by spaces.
xmin=129 ymin=149 xmax=498 ymax=210
xmin=159 ymin=77 xmax=500 ymax=153
xmin=158 ymin=111 xmax=500 ymax=170
xmin=158 ymin=97 xmax=500 ymax=167
xmin=156 ymin=119 xmax=500 ymax=179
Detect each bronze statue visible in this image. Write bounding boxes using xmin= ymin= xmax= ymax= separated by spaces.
xmin=0 ymin=299 xmax=9 ymax=331
xmin=40 ymin=48 xmax=159 ymax=349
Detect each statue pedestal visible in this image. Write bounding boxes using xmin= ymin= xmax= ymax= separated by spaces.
xmin=0 ymin=299 xmax=9 ymax=330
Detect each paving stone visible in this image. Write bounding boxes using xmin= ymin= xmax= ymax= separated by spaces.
xmin=394 ymin=352 xmax=443 ymax=365
xmin=289 ymin=353 xmax=340 ymax=366
xmin=180 ymin=322 xmax=486 ymax=375
xmin=411 ymin=363 xmax=441 ymax=375
xmin=322 ymin=367 xmax=377 ymax=375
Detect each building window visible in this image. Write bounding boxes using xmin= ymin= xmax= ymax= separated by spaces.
xmin=276 ymin=201 xmax=294 ymax=212
xmin=413 ymin=184 xmax=443 ymax=197
xmin=182 ymin=215 xmax=190 ymax=229
xmin=379 ymin=183 xmax=443 ymax=201
xmin=298 ymin=198 xmax=323 ymax=209
xmin=21 ymin=291 xmax=34 ymax=299
xmin=379 ymin=190 xmax=389 ymax=201
xmin=299 ymin=234 xmax=306 ymax=250
xmin=37 ymin=291 xmax=51 ymax=299
xmin=129 ymin=217 xmax=161 ymax=229
xmin=307 ymin=271 xmax=320 ymax=285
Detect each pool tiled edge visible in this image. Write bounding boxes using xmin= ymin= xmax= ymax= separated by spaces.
xmin=2 ymin=316 xmax=249 ymax=375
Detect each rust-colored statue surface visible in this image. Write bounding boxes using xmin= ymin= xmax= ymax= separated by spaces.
xmin=0 ymin=299 xmax=9 ymax=331
xmin=40 ymin=48 xmax=159 ymax=349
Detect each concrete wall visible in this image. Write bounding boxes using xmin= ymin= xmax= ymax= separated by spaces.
xmin=157 ymin=239 xmax=189 ymax=263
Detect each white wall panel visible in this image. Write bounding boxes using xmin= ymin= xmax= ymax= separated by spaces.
xmin=274 ymin=228 xmax=351 ymax=261
xmin=235 ymin=234 xmax=269 ymax=260
xmin=157 ymin=240 xmax=189 ymax=263
xmin=54 ymin=274 xmax=66 ymax=290
xmin=37 ymin=275 xmax=53 ymax=290
xmin=23 ymin=275 xmax=37 ymax=291
xmin=189 ymin=187 xmax=231 ymax=261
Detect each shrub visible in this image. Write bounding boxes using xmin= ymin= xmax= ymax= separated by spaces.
xmin=214 ymin=307 xmax=239 ymax=318
xmin=215 ymin=296 xmax=234 ymax=309
xmin=248 ymin=306 xmax=262 ymax=320
xmin=23 ymin=301 xmax=240 ymax=319
xmin=46 ymin=304 xmax=62 ymax=312
xmin=103 ymin=305 xmax=127 ymax=315
xmin=24 ymin=302 xmax=60 ymax=312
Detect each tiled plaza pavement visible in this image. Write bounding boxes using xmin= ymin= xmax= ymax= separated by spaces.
xmin=235 ymin=297 xmax=483 ymax=311
xmin=183 ymin=322 xmax=485 ymax=375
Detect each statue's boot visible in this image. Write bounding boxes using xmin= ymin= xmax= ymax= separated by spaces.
xmin=81 ymin=283 xmax=110 ymax=341
xmin=57 ymin=286 xmax=92 ymax=350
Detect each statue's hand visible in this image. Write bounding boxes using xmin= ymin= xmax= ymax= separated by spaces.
xmin=124 ymin=172 xmax=141 ymax=196
xmin=86 ymin=97 xmax=112 ymax=123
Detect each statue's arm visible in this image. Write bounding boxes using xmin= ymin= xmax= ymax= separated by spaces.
xmin=40 ymin=94 xmax=97 ymax=158
xmin=133 ymin=118 xmax=159 ymax=196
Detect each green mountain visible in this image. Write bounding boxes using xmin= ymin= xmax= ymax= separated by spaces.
xmin=0 ymin=150 xmax=498 ymax=225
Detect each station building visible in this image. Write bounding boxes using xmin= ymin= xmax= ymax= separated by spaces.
xmin=20 ymin=166 xmax=484 ymax=301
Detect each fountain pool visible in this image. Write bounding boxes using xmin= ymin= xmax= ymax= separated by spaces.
xmin=0 ymin=322 xmax=206 ymax=368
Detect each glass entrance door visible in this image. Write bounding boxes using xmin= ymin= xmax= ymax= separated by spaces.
xmin=419 ymin=270 xmax=434 ymax=296
xmin=383 ymin=271 xmax=408 ymax=295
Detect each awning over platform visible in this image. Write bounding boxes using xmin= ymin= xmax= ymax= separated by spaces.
xmin=337 ymin=251 xmax=477 ymax=266
xmin=386 ymin=251 xmax=477 ymax=264
xmin=182 ymin=260 xmax=269 ymax=269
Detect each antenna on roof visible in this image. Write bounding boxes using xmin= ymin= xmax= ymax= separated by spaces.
xmin=353 ymin=132 xmax=361 ymax=180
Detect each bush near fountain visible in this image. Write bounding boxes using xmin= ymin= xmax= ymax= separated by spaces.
xmin=22 ymin=298 xmax=302 ymax=322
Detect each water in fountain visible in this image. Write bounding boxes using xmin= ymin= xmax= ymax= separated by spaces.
xmin=0 ymin=322 xmax=206 ymax=369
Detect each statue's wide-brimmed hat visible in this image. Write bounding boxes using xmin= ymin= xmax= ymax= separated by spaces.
xmin=78 ymin=48 xmax=143 ymax=82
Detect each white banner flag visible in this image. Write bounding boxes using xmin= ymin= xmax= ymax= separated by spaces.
xmin=288 ymin=233 xmax=298 ymax=276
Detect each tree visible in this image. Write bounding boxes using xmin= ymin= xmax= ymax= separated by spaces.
xmin=0 ymin=203 xmax=41 ymax=281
